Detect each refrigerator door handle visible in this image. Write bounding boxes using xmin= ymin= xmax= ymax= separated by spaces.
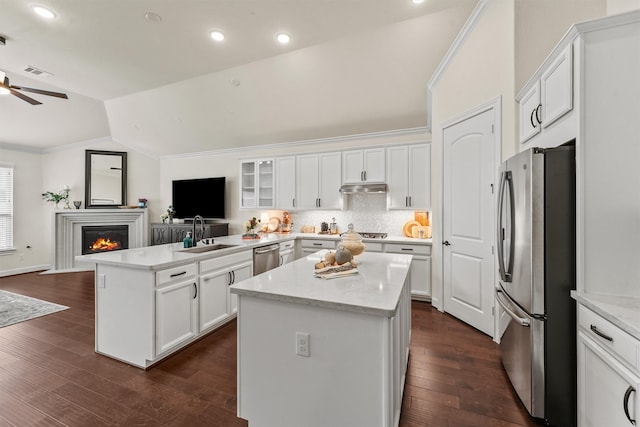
xmin=497 ymin=171 xmax=515 ymax=282
xmin=496 ymin=288 xmax=530 ymax=327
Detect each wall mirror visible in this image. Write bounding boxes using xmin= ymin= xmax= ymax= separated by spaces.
xmin=85 ymin=150 xmax=127 ymax=208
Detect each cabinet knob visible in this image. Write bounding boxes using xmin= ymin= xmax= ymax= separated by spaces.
xmin=443 ymin=240 xmax=451 ymax=246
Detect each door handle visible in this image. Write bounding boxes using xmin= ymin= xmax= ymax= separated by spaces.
xmin=530 ymin=109 xmax=537 ymax=128
xmin=535 ymin=104 xmax=542 ymax=125
xmin=443 ymin=241 xmax=451 ymax=246
xmin=590 ymin=324 xmax=614 ymax=342
xmin=496 ymin=288 xmax=530 ymax=327
xmin=193 ymin=283 xmax=197 ymax=299
xmin=623 ymin=385 xmax=636 ymax=425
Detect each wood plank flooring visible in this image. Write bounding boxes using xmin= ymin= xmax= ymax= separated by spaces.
xmin=0 ymin=271 xmax=540 ymax=426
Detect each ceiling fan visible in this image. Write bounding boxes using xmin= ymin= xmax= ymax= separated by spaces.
xmin=0 ymin=71 xmax=68 ymax=105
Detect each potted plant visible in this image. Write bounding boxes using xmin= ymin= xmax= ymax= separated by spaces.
xmin=42 ymin=190 xmax=68 ymax=210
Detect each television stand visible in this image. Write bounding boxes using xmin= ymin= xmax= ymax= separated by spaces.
xmin=150 ymin=222 xmax=229 ymax=246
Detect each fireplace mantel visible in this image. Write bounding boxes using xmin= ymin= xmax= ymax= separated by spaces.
xmin=50 ymin=209 xmax=148 ymax=272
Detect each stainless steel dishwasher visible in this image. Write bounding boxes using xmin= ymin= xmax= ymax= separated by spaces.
xmin=253 ymin=243 xmax=280 ymax=275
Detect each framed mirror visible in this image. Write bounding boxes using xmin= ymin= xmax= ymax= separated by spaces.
xmin=85 ymin=150 xmax=127 ymax=208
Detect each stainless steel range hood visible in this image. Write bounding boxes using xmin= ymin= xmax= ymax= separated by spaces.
xmin=339 ymin=183 xmax=387 ymax=194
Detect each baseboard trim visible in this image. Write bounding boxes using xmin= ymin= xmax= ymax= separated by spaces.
xmin=0 ymin=264 xmax=51 ymax=278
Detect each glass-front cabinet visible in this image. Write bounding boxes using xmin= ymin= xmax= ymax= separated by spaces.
xmin=240 ymin=159 xmax=274 ymax=209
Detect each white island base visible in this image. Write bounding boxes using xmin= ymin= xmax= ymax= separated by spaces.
xmin=232 ymin=251 xmax=412 ymax=427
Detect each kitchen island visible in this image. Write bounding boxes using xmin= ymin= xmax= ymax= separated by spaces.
xmin=230 ymin=250 xmax=412 ymax=427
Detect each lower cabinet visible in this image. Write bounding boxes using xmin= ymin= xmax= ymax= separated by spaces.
xmin=299 ymin=238 xmax=336 ymax=257
xmin=151 ymin=223 xmax=229 ymax=245
xmin=155 ymin=279 xmax=198 ymax=355
xmin=578 ymin=304 xmax=640 ymax=427
xmin=384 ymin=243 xmax=431 ymax=300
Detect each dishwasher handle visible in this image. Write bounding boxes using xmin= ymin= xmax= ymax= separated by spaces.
xmin=254 ymin=245 xmax=279 ymax=254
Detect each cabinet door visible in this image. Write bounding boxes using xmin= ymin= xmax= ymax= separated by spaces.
xmin=387 ymin=146 xmax=409 ymax=209
xmin=318 ymin=152 xmax=341 ymax=209
xmin=518 ymin=82 xmax=541 ymax=144
xmin=151 ymin=225 xmax=170 ymax=246
xmin=540 ymin=44 xmax=573 ymax=129
xmin=578 ymin=332 xmax=640 ymax=427
xmin=155 ymin=280 xmax=198 ymax=355
xmin=275 ymin=156 xmax=296 ymax=210
xmin=170 ymin=226 xmax=190 ymax=243
xmin=229 ymin=261 xmax=252 ymax=315
xmin=342 ymin=150 xmax=365 ymax=184
xmin=240 ymin=160 xmax=257 ymax=208
xmin=296 ymin=154 xmax=320 ymax=209
xmin=199 ymin=269 xmax=231 ymax=332
xmin=363 ymin=148 xmax=385 ymax=183
xmin=257 ymin=159 xmax=274 ymax=208
xmin=280 ymin=250 xmax=295 ymax=265
xmin=409 ymin=255 xmax=431 ymax=299
xmin=407 ymin=144 xmax=430 ymax=209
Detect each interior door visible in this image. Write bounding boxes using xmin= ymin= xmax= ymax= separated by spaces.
xmin=442 ymin=107 xmax=496 ymax=337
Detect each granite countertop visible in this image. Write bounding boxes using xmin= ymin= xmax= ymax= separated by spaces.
xmin=75 ymin=232 xmax=430 ymax=271
xmin=230 ymin=250 xmax=412 ymax=317
xmin=571 ymin=290 xmax=640 ymax=340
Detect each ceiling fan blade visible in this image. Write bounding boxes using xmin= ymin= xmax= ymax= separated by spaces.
xmin=8 ymin=88 xmax=42 ymax=105
xmin=11 ymin=85 xmax=68 ymax=99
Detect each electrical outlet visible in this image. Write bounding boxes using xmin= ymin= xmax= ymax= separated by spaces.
xmin=296 ymin=332 xmax=310 ymax=357
xmin=98 ymin=274 xmax=106 ymax=288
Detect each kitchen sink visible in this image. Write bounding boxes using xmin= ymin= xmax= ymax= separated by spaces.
xmin=178 ymin=244 xmax=237 ymax=253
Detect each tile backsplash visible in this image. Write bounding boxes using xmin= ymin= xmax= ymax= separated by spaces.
xmin=290 ymin=194 xmax=425 ymax=236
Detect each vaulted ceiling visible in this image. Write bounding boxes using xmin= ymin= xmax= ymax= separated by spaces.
xmin=0 ymin=0 xmax=479 ymax=156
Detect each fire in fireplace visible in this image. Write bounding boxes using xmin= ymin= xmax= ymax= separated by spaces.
xmin=82 ymin=225 xmax=129 ymax=255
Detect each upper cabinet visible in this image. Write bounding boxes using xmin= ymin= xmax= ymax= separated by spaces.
xmin=240 ymin=159 xmax=274 ymax=209
xmin=296 ymin=152 xmax=342 ymax=210
xmin=342 ymin=148 xmax=385 ymax=184
xmin=275 ymin=156 xmax=296 ymax=210
xmin=518 ymin=44 xmax=574 ymax=146
xmin=387 ymin=144 xmax=431 ymax=210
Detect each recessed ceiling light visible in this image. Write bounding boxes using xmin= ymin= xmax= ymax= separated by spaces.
xmin=276 ymin=32 xmax=291 ymax=44
xmin=210 ymin=31 xmax=225 ymax=42
xmin=411 ymin=0 xmax=425 ymax=3
xmin=31 ymin=5 xmax=56 ymax=19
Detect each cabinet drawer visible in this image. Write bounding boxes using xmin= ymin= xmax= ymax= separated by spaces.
xmin=300 ymin=239 xmax=336 ymax=250
xmin=200 ymin=250 xmax=253 ymax=274
xmin=363 ymin=242 xmax=383 ymax=252
xmin=279 ymin=240 xmax=295 ymax=251
xmin=384 ymin=243 xmax=431 ymax=256
xmin=156 ymin=263 xmax=197 ymax=287
xmin=578 ymin=304 xmax=639 ymax=370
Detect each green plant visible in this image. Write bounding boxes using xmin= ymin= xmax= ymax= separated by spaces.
xmin=42 ymin=191 xmax=68 ymax=204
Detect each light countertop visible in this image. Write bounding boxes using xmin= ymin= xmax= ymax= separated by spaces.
xmin=230 ymin=250 xmax=412 ymax=317
xmin=75 ymin=232 xmax=430 ymax=271
xmin=571 ymin=291 xmax=640 ymax=340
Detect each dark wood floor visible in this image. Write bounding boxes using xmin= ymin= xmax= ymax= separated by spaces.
xmin=0 ymin=271 xmax=539 ymax=426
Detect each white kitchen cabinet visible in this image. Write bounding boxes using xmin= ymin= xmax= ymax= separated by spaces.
xmin=386 ymin=144 xmax=431 ymax=210
xmin=275 ymin=156 xmax=296 ymax=210
xmin=200 ymin=250 xmax=253 ymax=318
xmin=299 ymin=238 xmax=336 ymax=257
xmin=199 ymin=269 xmax=231 ymax=332
xmin=155 ymin=264 xmax=198 ymax=356
xmin=518 ymin=44 xmax=573 ymax=145
xmin=240 ymin=158 xmax=274 ymax=209
xmin=578 ymin=305 xmax=640 ymax=427
xmin=342 ymin=148 xmax=385 ymax=184
xmin=384 ymin=243 xmax=431 ymax=300
xmin=279 ymin=240 xmax=295 ymax=265
xmin=296 ymin=152 xmax=341 ymax=210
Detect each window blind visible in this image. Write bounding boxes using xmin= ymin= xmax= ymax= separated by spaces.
xmin=0 ymin=164 xmax=14 ymax=252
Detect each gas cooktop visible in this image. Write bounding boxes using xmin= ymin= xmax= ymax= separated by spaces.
xmin=357 ymin=232 xmax=388 ymax=239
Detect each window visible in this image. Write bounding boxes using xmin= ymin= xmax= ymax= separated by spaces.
xmin=0 ymin=164 xmax=14 ymax=252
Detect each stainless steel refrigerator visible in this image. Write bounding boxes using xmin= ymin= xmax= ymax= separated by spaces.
xmin=496 ymin=144 xmax=576 ymax=427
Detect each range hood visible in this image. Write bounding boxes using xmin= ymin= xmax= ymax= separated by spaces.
xmin=339 ymin=183 xmax=387 ymax=194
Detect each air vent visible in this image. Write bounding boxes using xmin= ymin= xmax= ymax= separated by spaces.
xmin=23 ymin=65 xmax=52 ymax=77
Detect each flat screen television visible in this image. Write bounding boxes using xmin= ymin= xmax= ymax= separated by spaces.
xmin=172 ymin=177 xmax=226 ymax=219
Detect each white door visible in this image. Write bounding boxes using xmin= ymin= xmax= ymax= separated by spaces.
xmin=442 ymin=106 xmax=497 ymax=336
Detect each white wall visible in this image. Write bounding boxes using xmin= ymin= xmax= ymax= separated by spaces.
xmin=0 ymin=148 xmax=47 ymax=275
xmin=607 ymin=0 xmax=640 ymax=14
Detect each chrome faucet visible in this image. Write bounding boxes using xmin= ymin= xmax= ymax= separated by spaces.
xmin=192 ymin=215 xmax=205 ymax=246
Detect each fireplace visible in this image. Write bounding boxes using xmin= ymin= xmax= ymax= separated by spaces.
xmin=81 ymin=225 xmax=129 ymax=255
